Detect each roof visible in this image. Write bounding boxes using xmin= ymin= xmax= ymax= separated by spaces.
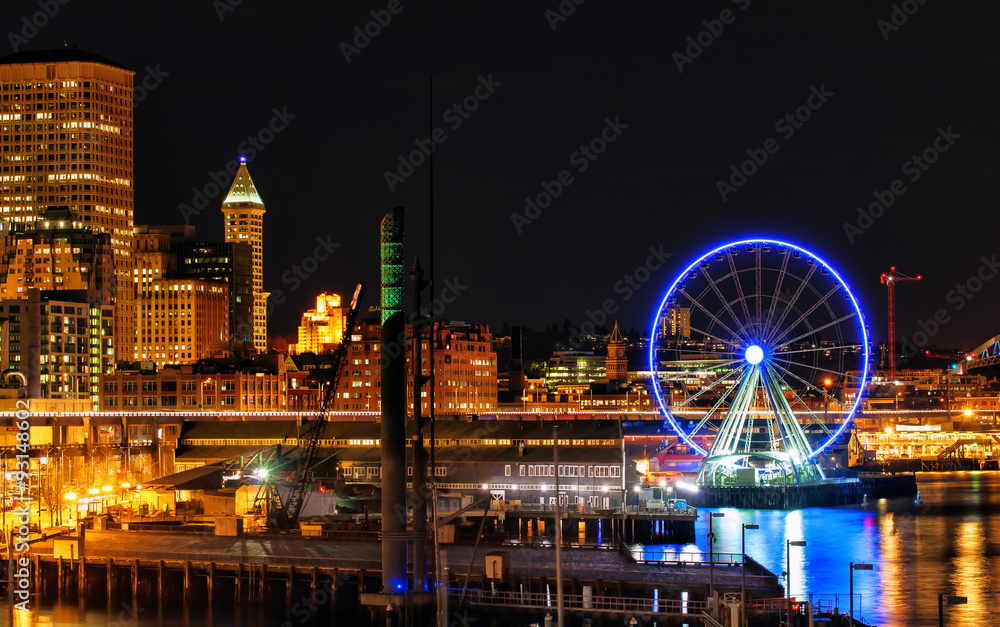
xmin=0 ymin=48 xmax=131 ymax=71
xmin=144 ymin=465 xmax=224 ymax=491
xmin=179 ymin=418 xmax=622 ymax=443
xmin=222 ymin=162 xmax=265 ymax=208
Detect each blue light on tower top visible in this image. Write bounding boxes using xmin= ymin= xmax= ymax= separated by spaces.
xmin=239 ymin=155 xmax=247 ymax=163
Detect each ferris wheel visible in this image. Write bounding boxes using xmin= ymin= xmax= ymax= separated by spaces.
xmin=648 ymin=238 xmax=869 ymax=486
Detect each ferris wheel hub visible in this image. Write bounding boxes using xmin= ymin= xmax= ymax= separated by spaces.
xmin=745 ymin=344 xmax=764 ymax=365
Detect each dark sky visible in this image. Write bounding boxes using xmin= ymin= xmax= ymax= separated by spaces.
xmin=5 ymin=1 xmax=999 ymax=353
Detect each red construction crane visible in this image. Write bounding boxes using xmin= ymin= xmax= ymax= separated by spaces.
xmin=880 ymin=267 xmax=921 ymax=382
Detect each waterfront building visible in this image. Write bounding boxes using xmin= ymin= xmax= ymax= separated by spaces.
xmin=0 ymin=48 xmax=136 ymax=360
xmin=98 ymin=355 xmax=287 ymax=413
xmin=288 ymin=315 xmax=498 ymax=414
xmin=547 ymin=349 xmax=606 ymax=390
xmin=220 ymin=159 xmax=268 ymax=352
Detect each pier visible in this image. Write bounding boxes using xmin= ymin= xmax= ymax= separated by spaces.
xmin=14 ymin=528 xmax=783 ymax=624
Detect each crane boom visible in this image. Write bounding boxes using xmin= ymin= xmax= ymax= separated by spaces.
xmin=282 ymin=282 xmax=366 ymax=529
xmin=880 ymin=267 xmax=921 ymax=382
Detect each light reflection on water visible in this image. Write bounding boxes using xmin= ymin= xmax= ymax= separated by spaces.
xmin=22 ymin=472 xmax=1000 ymax=626
xmin=636 ymin=472 xmax=1000 ymax=627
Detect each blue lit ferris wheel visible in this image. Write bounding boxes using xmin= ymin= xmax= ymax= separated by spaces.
xmin=648 ymin=239 xmax=870 ymax=487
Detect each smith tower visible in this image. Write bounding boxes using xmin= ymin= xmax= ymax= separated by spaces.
xmin=0 ymin=48 xmax=137 ymax=361
xmin=221 ymin=158 xmax=268 ymax=352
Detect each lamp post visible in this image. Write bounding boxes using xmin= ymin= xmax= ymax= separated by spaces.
xmin=824 ymin=379 xmax=831 ymax=424
xmin=938 ymin=594 xmax=967 ymax=627
xmin=742 ymin=523 xmax=759 ymax=627
xmin=708 ymin=512 xmax=725 ymax=616
xmin=786 ymin=540 xmax=806 ymax=626
xmin=849 ymin=562 xmax=872 ymax=624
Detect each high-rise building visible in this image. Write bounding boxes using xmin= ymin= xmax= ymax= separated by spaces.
xmin=662 ymin=305 xmax=691 ymax=339
xmin=0 ymin=207 xmax=115 ymax=303
xmin=0 ymin=48 xmax=136 ymax=361
xmin=221 ymin=159 xmax=267 ymax=352
xmin=289 ymin=293 xmax=345 ymax=355
xmin=174 ymin=240 xmax=253 ymax=344
xmin=0 ymin=288 xmax=114 ymax=408
xmin=135 ymin=277 xmax=229 ymax=369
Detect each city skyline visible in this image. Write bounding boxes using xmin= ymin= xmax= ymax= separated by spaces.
xmin=2 ymin=1 xmax=998 ymax=356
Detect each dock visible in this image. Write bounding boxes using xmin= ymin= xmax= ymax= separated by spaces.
xmin=19 ymin=528 xmax=783 ymax=623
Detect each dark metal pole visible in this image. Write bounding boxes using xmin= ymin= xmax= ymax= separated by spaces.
xmin=787 ymin=540 xmax=791 ymax=627
xmin=709 ymin=515 xmax=715 ymax=605
xmin=411 ymin=258 xmax=429 ymax=593
xmin=938 ymin=594 xmax=943 ymax=627
xmin=380 ymin=207 xmax=407 ymax=595
xmin=553 ymin=425 xmax=564 ymax=626
xmin=850 ymin=562 xmax=854 ymax=625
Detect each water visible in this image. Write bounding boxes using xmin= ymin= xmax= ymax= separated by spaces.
xmin=637 ymin=472 xmax=1000 ymax=626
xmin=18 ymin=472 xmax=1000 ymax=626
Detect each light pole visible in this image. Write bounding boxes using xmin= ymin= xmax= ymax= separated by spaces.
xmin=786 ymin=540 xmax=806 ymax=626
xmin=824 ymin=379 xmax=831 ymax=423
xmin=849 ymin=562 xmax=872 ymax=624
xmin=708 ymin=512 xmax=725 ymax=616
xmin=938 ymin=594 xmax=967 ymax=627
xmin=742 ymin=523 xmax=759 ymax=627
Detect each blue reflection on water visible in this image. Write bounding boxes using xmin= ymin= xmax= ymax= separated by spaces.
xmin=636 ymin=472 xmax=1000 ymax=627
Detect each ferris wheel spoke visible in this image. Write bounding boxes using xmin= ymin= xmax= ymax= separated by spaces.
xmin=726 ymin=254 xmax=755 ymax=335
xmin=686 ymin=371 xmax=745 ymax=438
xmin=668 ymin=360 xmax=747 ymax=408
xmin=772 ymin=311 xmax=858 ymax=351
xmin=777 ymin=344 xmax=862 ymax=357
xmin=696 ymin=268 xmax=751 ymax=339
xmin=763 ymin=251 xmax=791 ymax=336
xmin=768 ymin=359 xmax=849 ymax=408
xmin=765 ymin=283 xmax=842 ymax=346
xmin=780 ymin=379 xmax=834 ymax=437
xmin=672 ymin=296 xmax=744 ymax=346
xmin=755 ymin=247 xmax=762 ymax=333
xmin=767 ymin=263 xmax=817 ymax=344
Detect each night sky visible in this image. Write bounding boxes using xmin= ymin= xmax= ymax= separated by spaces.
xmin=4 ymin=1 xmax=999 ymax=353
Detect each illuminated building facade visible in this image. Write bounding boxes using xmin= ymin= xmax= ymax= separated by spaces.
xmin=547 ymin=349 xmax=606 ymax=389
xmin=0 ymin=49 xmax=136 ymax=361
xmin=0 ymin=288 xmax=114 ymax=408
xmin=174 ymin=240 xmax=252 ymax=344
xmin=289 ymin=315 xmax=498 ymax=414
xmin=605 ymin=321 xmax=627 ymax=383
xmin=290 ymin=293 xmax=345 ymax=354
xmin=662 ymin=305 xmax=691 ymax=338
xmin=0 ymin=207 xmax=115 ymax=303
xmin=98 ymin=355 xmax=286 ymax=412
xmin=221 ymin=160 xmax=267 ymax=352
xmin=135 ymin=278 xmax=229 ymax=369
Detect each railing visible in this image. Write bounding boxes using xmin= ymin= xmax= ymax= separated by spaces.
xmin=747 ymin=594 xmax=865 ymax=621
xmin=628 ymin=548 xmax=745 ymax=566
xmin=449 ymin=587 xmax=709 ymax=616
xmin=64 ymin=547 xmax=383 ymax=570
xmin=623 ymin=504 xmax=697 ymax=517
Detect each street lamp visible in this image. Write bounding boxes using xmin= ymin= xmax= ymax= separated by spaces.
xmin=850 ymin=562 xmax=872 ymax=624
xmin=786 ymin=540 xmax=806 ymax=626
xmin=742 ymin=523 xmax=759 ymax=627
xmin=938 ymin=594 xmax=967 ymax=627
xmin=824 ymin=379 xmax=831 ymax=423
xmin=708 ymin=512 xmax=725 ymax=615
